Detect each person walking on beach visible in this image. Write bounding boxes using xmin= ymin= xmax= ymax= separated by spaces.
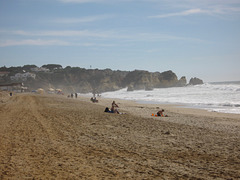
xmin=111 ymin=101 xmax=119 ymax=113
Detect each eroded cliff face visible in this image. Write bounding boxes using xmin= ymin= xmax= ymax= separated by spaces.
xmin=24 ymin=68 xmax=128 ymax=93
xmin=124 ymin=70 xmax=182 ymax=91
xmin=3 ymin=66 xmax=191 ymax=93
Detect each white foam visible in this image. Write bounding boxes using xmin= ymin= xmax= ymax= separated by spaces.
xmin=101 ymin=82 xmax=240 ymax=114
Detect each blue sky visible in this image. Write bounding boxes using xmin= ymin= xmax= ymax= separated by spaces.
xmin=0 ymin=0 xmax=240 ymax=82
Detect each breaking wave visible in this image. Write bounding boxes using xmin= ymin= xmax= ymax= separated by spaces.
xmin=101 ymin=81 xmax=240 ymax=114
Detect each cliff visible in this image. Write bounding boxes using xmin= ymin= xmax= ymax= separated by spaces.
xmin=124 ymin=70 xmax=183 ymax=91
xmin=26 ymin=68 xmax=128 ymax=93
xmin=0 ymin=65 xmax=194 ymax=93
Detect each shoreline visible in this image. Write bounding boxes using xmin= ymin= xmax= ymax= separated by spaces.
xmin=77 ymin=94 xmax=240 ymax=120
xmin=92 ymin=82 xmax=240 ymax=115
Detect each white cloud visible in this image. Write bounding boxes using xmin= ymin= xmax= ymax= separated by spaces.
xmin=0 ymin=37 xmax=117 ymax=47
xmin=151 ymin=0 xmax=240 ymax=16
xmin=149 ymin=8 xmax=207 ymax=18
xmin=59 ymin=0 xmax=136 ymax=3
xmin=53 ymin=15 xmax=113 ymax=23
xmin=0 ymin=39 xmax=70 ymax=47
xmin=0 ymin=29 xmax=207 ymax=44
xmin=149 ymin=5 xmax=240 ymax=19
xmin=3 ymin=30 xmax=113 ymax=38
xmin=59 ymin=0 xmax=105 ymax=3
xmin=153 ymin=0 xmax=240 ymax=8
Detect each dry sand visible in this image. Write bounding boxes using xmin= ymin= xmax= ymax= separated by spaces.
xmin=0 ymin=92 xmax=240 ymax=179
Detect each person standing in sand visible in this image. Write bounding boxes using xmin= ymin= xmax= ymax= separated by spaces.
xmin=111 ymin=101 xmax=119 ymax=113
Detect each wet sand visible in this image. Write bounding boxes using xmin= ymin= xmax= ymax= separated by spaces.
xmin=0 ymin=93 xmax=240 ymax=179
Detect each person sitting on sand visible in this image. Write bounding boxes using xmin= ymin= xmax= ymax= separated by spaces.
xmin=111 ymin=101 xmax=119 ymax=113
xmin=157 ymin=109 xmax=168 ymax=117
xmin=90 ymin=97 xmax=98 ymax=103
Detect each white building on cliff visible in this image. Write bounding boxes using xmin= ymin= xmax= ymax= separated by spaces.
xmin=10 ymin=72 xmax=36 ymax=81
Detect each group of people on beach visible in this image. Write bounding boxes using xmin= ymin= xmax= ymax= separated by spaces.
xmin=68 ymin=93 xmax=78 ymax=99
xmin=90 ymin=93 xmax=101 ymax=103
xmin=105 ymin=100 xmax=168 ymax=117
xmin=90 ymin=97 xmax=98 ymax=103
xmin=68 ymin=92 xmax=167 ymax=116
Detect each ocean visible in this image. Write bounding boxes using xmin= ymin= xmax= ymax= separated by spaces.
xmin=101 ymin=81 xmax=240 ymax=114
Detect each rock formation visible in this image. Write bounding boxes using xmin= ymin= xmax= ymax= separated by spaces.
xmin=176 ymin=76 xmax=187 ymax=87
xmin=188 ymin=77 xmax=204 ymax=85
xmin=123 ymin=70 xmax=181 ymax=91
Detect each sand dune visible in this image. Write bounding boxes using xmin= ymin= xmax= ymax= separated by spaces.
xmin=0 ymin=93 xmax=240 ymax=179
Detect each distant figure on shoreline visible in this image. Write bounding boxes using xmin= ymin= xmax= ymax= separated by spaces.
xmin=75 ymin=93 xmax=78 ymax=99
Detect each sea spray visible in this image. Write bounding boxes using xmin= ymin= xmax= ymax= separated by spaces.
xmin=101 ymin=81 xmax=240 ymax=114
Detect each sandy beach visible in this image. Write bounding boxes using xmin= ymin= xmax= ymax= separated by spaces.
xmin=0 ymin=92 xmax=240 ymax=179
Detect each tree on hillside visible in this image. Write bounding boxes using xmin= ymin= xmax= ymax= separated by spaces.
xmin=23 ymin=65 xmax=37 ymax=71
xmin=42 ymin=64 xmax=62 ymax=71
xmin=0 ymin=66 xmax=8 ymax=71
